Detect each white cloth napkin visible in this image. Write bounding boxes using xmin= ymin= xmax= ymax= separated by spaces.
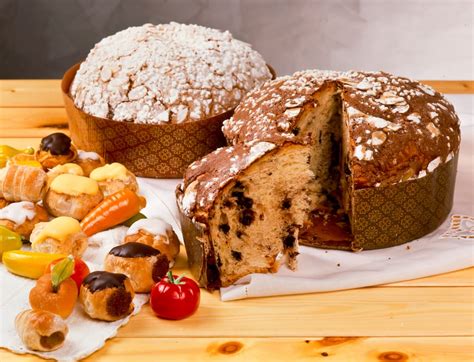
xmin=0 ymin=180 xmax=181 ymax=361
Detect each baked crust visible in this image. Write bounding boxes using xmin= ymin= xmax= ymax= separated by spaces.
xmin=223 ymin=70 xmax=460 ymax=189
xmin=43 ymin=188 xmax=103 ymax=220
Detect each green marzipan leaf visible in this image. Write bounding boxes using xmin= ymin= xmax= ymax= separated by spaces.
xmin=51 ymin=255 xmax=74 ymax=292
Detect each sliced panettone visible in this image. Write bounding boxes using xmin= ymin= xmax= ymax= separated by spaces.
xmin=223 ymin=70 xmax=460 ymax=251
xmin=179 ymin=69 xmax=460 ymax=289
xmin=176 ymin=140 xmax=315 ymax=289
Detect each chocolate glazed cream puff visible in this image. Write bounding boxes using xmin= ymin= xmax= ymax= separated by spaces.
xmin=79 ymin=271 xmax=135 ymax=321
xmin=36 ymin=133 xmax=77 ymax=169
xmin=104 ymin=242 xmax=169 ymax=293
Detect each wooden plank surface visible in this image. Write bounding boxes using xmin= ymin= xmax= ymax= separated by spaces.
xmin=1 ymin=337 xmax=473 ymax=361
xmin=118 ymin=286 xmax=473 ymax=338
xmin=0 ymin=80 xmax=473 ymax=361
xmin=0 ymin=80 xmax=64 ymax=107
xmin=0 ymin=80 xmax=473 ymax=108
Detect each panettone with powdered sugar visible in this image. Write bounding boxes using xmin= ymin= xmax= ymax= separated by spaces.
xmin=70 ymin=22 xmax=272 ymax=124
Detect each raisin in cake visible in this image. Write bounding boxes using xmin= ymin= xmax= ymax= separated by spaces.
xmin=70 ymin=23 xmax=272 ymax=124
xmin=223 ymin=70 xmax=460 ymax=250
xmin=176 ymin=140 xmax=315 ymax=289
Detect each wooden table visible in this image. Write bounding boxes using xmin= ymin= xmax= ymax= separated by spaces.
xmin=0 ymin=80 xmax=473 ymax=361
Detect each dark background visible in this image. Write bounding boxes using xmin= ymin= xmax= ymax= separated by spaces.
xmin=0 ymin=0 xmax=472 ymax=79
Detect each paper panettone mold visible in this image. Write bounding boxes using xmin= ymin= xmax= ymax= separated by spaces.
xmin=63 ymin=64 xmax=259 ymax=178
xmin=348 ymin=154 xmax=458 ymax=250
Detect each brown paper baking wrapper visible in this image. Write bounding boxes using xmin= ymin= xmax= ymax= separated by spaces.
xmin=177 ymin=154 xmax=458 ymax=287
xmin=350 ymin=154 xmax=458 ymax=250
xmin=62 ymin=63 xmax=246 ymax=178
xmin=178 ymin=208 xmax=217 ymax=289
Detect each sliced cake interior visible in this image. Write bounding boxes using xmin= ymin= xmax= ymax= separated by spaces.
xmin=208 ymin=143 xmax=314 ymax=286
xmin=290 ymin=84 xmax=353 ymax=249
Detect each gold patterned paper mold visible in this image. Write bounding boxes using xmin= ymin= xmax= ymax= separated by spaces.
xmin=61 ymin=63 xmax=238 ymax=178
xmin=351 ymin=155 xmax=458 ymax=250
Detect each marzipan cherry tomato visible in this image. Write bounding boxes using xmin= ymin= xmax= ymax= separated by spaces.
xmin=150 ymin=271 xmax=200 ymax=320
xmin=46 ymin=257 xmax=90 ymax=291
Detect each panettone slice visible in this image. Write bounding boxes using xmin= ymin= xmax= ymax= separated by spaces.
xmin=176 ymin=141 xmax=315 ymax=289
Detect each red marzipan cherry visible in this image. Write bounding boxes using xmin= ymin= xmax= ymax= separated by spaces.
xmin=150 ymin=271 xmax=200 ymax=320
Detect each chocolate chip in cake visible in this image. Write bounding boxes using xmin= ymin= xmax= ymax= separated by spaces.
xmin=231 ymin=250 xmax=242 ymax=261
xmin=281 ymin=198 xmax=292 ymax=209
xmin=237 ymin=196 xmax=253 ymax=209
xmin=239 ymin=209 xmax=255 ymax=226
xmin=236 ymin=230 xmax=243 ymax=238
xmin=219 ymin=223 xmax=230 ymax=234
xmin=223 ymin=199 xmax=233 ymax=208
xmin=231 ymin=190 xmax=244 ymax=199
xmin=283 ymin=234 xmax=296 ymax=249
xmin=233 ymin=181 xmax=244 ymax=189
xmin=292 ymin=127 xmax=300 ymax=136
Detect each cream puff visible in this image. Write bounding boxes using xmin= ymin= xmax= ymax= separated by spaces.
xmin=44 ymin=174 xmax=103 ymax=220
xmin=104 ymin=242 xmax=169 ymax=293
xmin=75 ymin=150 xmax=106 ymax=177
xmin=80 ymin=271 xmax=135 ymax=321
xmin=47 ymin=163 xmax=84 ymax=187
xmin=36 ymin=133 xmax=77 ymax=169
xmin=30 ymin=216 xmax=88 ymax=257
xmin=0 ymin=201 xmax=49 ymax=239
xmin=124 ymin=218 xmax=180 ymax=266
xmin=89 ymin=163 xmax=138 ymax=197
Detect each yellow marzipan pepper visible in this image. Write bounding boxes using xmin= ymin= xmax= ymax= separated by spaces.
xmin=2 ymin=250 xmax=66 ymax=279
xmin=0 ymin=146 xmax=34 ymax=168
xmin=0 ymin=226 xmax=22 ymax=257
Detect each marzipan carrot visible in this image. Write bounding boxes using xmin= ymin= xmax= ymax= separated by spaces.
xmin=80 ymin=189 xmax=145 ymax=236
